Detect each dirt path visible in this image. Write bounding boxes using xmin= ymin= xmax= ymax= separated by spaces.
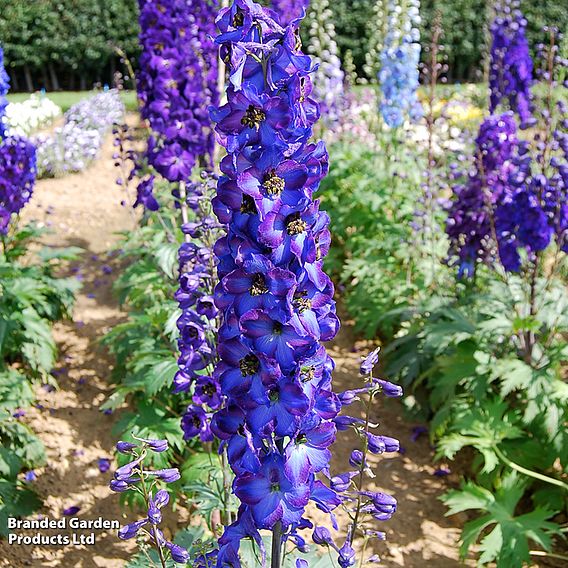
xmin=1 ymin=122 xmax=468 ymax=567
xmin=1 ymin=127 xmax=137 ymax=567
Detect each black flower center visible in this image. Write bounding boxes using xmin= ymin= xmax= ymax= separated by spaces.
xmin=296 ymin=434 xmax=307 ymax=444
xmin=250 ymin=274 xmax=268 ymax=296
xmin=193 ymin=416 xmax=202 ymax=428
xmin=300 ymin=365 xmax=315 ymax=382
xmin=239 ymin=354 xmax=260 ymax=377
xmin=232 ymin=9 xmax=244 ymax=27
xmin=271 ymin=482 xmax=281 ymax=492
xmin=241 ymin=105 xmax=266 ymax=129
xmin=263 ymin=170 xmax=285 ymax=196
xmin=286 ymin=213 xmax=307 ymax=235
xmin=202 ymin=383 xmax=216 ymax=396
xmin=293 ymin=290 xmax=312 ymax=313
xmin=273 ymin=322 xmax=283 ymax=335
xmin=240 ymin=194 xmax=257 ymax=214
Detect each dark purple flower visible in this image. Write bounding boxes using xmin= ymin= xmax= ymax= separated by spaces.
xmin=63 ymin=506 xmax=81 ymax=516
xmin=98 ymin=458 xmax=111 ymax=473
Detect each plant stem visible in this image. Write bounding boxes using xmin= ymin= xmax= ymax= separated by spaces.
xmin=494 ymin=445 xmax=568 ymax=491
xmin=271 ymin=521 xmax=283 ymax=568
xmin=529 ymin=550 xmax=568 ymax=561
xmin=178 ymin=181 xmax=191 ymax=243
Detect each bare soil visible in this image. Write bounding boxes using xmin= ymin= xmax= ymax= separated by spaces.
xmin=1 ymin=122 xmax=471 ymax=567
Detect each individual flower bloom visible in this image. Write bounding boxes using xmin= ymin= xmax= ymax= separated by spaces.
xmin=116 ymin=441 xmax=137 ymax=454
xmin=194 ymin=376 xmax=222 ymax=409
xmin=118 ymin=518 xmax=148 ymax=540
xmin=114 ymin=454 xmax=145 ymax=481
xmin=360 ymin=347 xmax=380 ymax=375
xmin=329 ymin=471 xmax=358 ymax=492
xmin=63 ymin=506 xmax=81 ymax=516
xmin=366 ymin=433 xmax=400 ymax=454
xmin=148 ymin=468 xmax=181 ymax=483
xmin=247 ymin=379 xmax=310 ymax=437
xmin=349 ymin=450 xmax=365 ymax=468
xmin=181 ymin=404 xmax=214 ymax=442
xmin=433 ymin=467 xmax=451 ymax=477
xmin=234 ymin=454 xmax=311 ymax=529
xmin=338 ymin=541 xmax=356 ymax=567
xmin=333 ymin=415 xmax=364 ymax=431
xmin=312 ymin=525 xmax=334 ymax=546
xmin=375 ymin=378 xmax=403 ymax=398
xmin=165 ymin=541 xmax=190 ymax=563
xmin=148 ymin=489 xmax=170 ymax=524
xmin=360 ymin=491 xmax=397 ymax=520
xmin=134 ymin=175 xmax=159 ymax=211
xmin=110 ymin=479 xmax=132 ymax=492
xmin=98 ymin=458 xmax=111 ymax=473
xmin=284 ymin=418 xmax=336 ymax=482
xmin=24 ymin=471 xmax=36 ymax=482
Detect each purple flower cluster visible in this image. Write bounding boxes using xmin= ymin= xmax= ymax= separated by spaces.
xmin=174 ymin=175 xmax=225 ymax=443
xmin=0 ymin=45 xmax=9 ymax=138
xmin=137 ymin=0 xmax=219 ymax=187
xmin=110 ymin=437 xmax=189 ymax=564
xmin=489 ymin=0 xmax=533 ymax=127
xmin=446 ymin=113 xmax=519 ymax=276
xmin=447 ymin=103 xmax=567 ymax=275
xmin=272 ymin=0 xmax=309 ymax=25
xmin=0 ymin=135 xmax=37 ymax=233
xmin=209 ymin=0 xmax=342 ymax=561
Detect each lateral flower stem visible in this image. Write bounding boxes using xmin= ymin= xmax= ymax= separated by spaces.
xmin=494 ymin=445 xmax=568 ymax=491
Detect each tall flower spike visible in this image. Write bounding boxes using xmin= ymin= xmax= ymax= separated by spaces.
xmin=0 ymin=136 xmax=37 ymax=233
xmin=307 ymin=0 xmax=345 ymax=126
xmin=489 ymin=0 xmax=534 ymax=128
xmin=211 ymin=0 xmax=341 ymax=563
xmin=0 ymin=45 xmax=9 ymax=138
xmin=379 ymin=0 xmax=422 ymax=128
xmin=136 ymin=0 xmax=219 ymax=196
xmin=364 ymin=0 xmax=388 ymax=81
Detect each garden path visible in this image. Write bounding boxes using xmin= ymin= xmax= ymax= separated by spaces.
xmin=0 ymin=124 xmax=470 ymax=567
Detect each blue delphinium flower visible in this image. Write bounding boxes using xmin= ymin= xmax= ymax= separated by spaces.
xmin=379 ymin=0 xmax=422 ymax=128
xmin=489 ymin=0 xmax=534 ymax=128
xmin=210 ymin=0 xmax=342 ymax=561
xmin=0 ymin=44 xmax=10 ymax=138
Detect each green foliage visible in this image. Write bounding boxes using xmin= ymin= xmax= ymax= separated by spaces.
xmin=0 ymin=225 xmax=78 ymax=533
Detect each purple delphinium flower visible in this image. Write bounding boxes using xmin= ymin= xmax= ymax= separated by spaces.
xmin=136 ymin=0 xmax=219 ymax=194
xmin=110 ymin=437 xmax=188 ymax=563
xmin=98 ymin=458 xmax=111 ymax=473
xmin=489 ymin=0 xmax=534 ymax=127
xmin=210 ymin=0 xmax=342 ymax=560
xmin=63 ymin=506 xmax=81 ymax=516
xmin=0 ymin=135 xmax=37 ymax=233
xmin=0 ymin=45 xmax=10 ymax=138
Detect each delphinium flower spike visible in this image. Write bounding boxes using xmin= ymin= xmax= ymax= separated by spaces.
xmin=136 ymin=0 xmax=219 ymax=204
xmin=379 ymin=0 xmax=423 ymax=128
xmin=110 ymin=437 xmax=188 ymax=567
xmin=174 ymin=174 xmax=226 ymax=447
xmin=489 ymin=0 xmax=534 ymax=128
xmin=210 ymin=0 xmax=343 ymax=563
xmin=0 ymin=47 xmax=37 ymax=234
xmin=306 ymin=0 xmax=345 ymax=126
xmin=0 ymin=44 xmax=9 ymax=138
xmin=0 ymin=136 xmax=37 ymax=234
